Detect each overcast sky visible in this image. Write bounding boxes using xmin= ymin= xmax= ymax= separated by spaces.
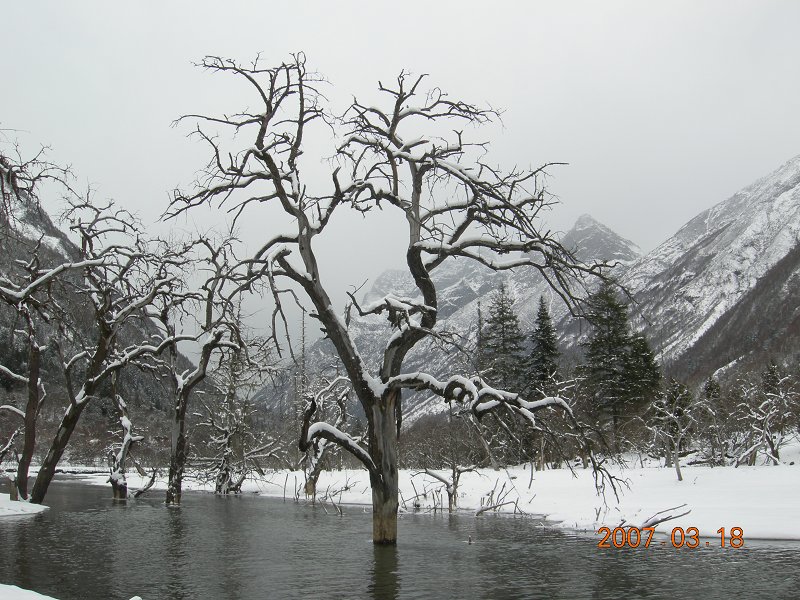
xmin=2 ymin=1 xmax=800 ymax=311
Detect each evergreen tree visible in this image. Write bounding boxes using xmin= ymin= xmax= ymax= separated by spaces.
xmin=760 ymin=360 xmax=781 ymax=397
xmin=703 ymin=376 xmax=721 ymax=402
xmin=481 ymin=283 xmax=525 ymax=392
xmin=624 ymin=334 xmax=661 ymax=404
xmin=581 ymin=280 xmax=661 ymax=449
xmin=528 ymin=296 xmax=560 ymax=396
xmin=474 ymin=301 xmax=487 ymax=376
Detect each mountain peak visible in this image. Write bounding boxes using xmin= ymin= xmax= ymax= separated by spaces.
xmin=561 ymin=214 xmax=641 ymax=264
xmin=573 ymin=213 xmax=601 ymax=229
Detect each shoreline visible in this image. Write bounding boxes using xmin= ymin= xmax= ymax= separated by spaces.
xmin=5 ymin=439 xmax=798 ymax=541
xmin=63 ymin=452 xmax=800 ymax=542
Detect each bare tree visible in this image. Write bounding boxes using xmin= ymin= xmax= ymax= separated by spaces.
xmin=27 ymin=199 xmax=189 ymax=504
xmin=168 ymin=54 xmax=608 ymax=543
xmin=735 ymin=370 xmax=797 ymax=466
xmin=300 ymin=375 xmax=354 ymax=500
xmin=0 ymin=139 xmax=71 ymax=228
xmin=144 ymin=236 xmax=243 ymax=505
xmin=411 ymin=406 xmax=479 ymax=513
xmin=106 ymin=372 xmax=157 ymax=499
xmin=192 ymin=323 xmax=282 ymax=495
xmin=646 ymin=379 xmax=700 ymax=482
xmin=0 ymin=147 xmax=107 ymax=500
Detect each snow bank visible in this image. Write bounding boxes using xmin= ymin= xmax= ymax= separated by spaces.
xmin=0 ymin=585 xmax=59 ymax=600
xmin=0 ymin=586 xmax=141 ymax=600
xmin=0 ymin=494 xmax=48 ymax=518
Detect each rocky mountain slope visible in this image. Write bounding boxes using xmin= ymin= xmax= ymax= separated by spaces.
xmin=621 ymin=153 xmax=800 ymax=381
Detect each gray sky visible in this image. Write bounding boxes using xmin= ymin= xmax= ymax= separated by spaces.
xmin=2 ymin=1 xmax=800 ymax=310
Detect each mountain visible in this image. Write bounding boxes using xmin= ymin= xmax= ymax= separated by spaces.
xmin=621 ymin=153 xmax=800 ymax=381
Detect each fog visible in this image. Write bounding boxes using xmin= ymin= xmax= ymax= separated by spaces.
xmin=2 ymin=1 xmax=799 ymax=330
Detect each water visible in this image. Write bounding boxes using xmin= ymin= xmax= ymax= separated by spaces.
xmin=0 ymin=478 xmax=798 ymax=600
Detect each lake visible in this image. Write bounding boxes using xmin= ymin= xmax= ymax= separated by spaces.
xmin=0 ymin=478 xmax=797 ymax=599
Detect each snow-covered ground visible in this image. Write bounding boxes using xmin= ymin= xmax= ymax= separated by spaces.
xmin=0 ymin=585 xmax=59 ymax=600
xmin=0 ymin=493 xmax=48 ymax=518
xmin=0 ymin=587 xmax=141 ymax=600
xmin=73 ymin=440 xmax=800 ymax=541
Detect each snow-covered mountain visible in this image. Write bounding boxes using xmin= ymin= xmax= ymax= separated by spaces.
xmin=622 ymin=153 xmax=800 ymax=378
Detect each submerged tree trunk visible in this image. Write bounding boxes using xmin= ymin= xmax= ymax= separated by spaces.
xmin=166 ymin=394 xmax=188 ymax=505
xmin=16 ymin=344 xmax=40 ymax=500
xmin=109 ymin=468 xmax=128 ymax=499
xmin=370 ymin=392 xmax=400 ymax=545
xmin=30 ymin=399 xmax=88 ymax=504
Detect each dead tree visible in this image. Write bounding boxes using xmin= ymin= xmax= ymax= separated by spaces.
xmin=0 ymin=148 xmax=106 ymax=500
xmin=168 ymin=54 xmax=608 ymax=543
xmin=192 ymin=325 xmax=281 ymax=495
xmin=301 ymin=376 xmax=353 ymax=500
xmin=28 ymin=200 xmax=187 ymax=504
xmin=106 ymin=372 xmax=144 ymax=499
xmin=148 ymin=237 xmax=242 ymax=505
xmin=0 ymin=238 xmax=106 ymax=501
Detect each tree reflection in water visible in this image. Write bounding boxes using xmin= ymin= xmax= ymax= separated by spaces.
xmin=369 ymin=545 xmax=399 ymax=600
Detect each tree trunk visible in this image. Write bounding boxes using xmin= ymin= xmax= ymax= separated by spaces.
xmin=30 ymin=400 xmax=88 ymax=504
xmin=369 ymin=392 xmax=399 ymax=545
xmin=471 ymin=417 xmax=499 ymax=470
xmin=166 ymin=399 xmax=188 ymax=505
xmin=371 ymin=478 xmax=399 ymax=545
xmin=673 ymin=437 xmax=683 ymax=482
xmin=109 ymin=475 xmax=128 ymax=499
xmin=16 ymin=344 xmax=40 ymax=500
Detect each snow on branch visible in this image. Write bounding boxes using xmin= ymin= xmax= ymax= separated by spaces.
xmin=299 ymin=391 xmax=376 ymax=476
xmin=0 ymin=404 xmax=26 ymax=420
xmin=384 ymin=372 xmax=572 ymax=424
xmin=0 ymin=364 xmax=28 ymax=385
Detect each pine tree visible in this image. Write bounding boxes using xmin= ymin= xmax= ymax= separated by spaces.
xmin=528 ymin=296 xmax=560 ymax=397
xmin=760 ymin=360 xmax=781 ymax=397
xmin=481 ymin=283 xmax=525 ymax=392
xmin=624 ymin=334 xmax=661 ymax=404
xmin=582 ymin=280 xmax=661 ymax=450
xmin=474 ymin=301 xmax=487 ymax=376
xmin=703 ymin=376 xmax=721 ymax=401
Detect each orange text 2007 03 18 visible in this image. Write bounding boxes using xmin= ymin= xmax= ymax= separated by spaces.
xmin=597 ymin=526 xmax=744 ymax=549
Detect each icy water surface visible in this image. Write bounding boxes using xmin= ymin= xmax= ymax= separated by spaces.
xmin=0 ymin=478 xmax=798 ymax=600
